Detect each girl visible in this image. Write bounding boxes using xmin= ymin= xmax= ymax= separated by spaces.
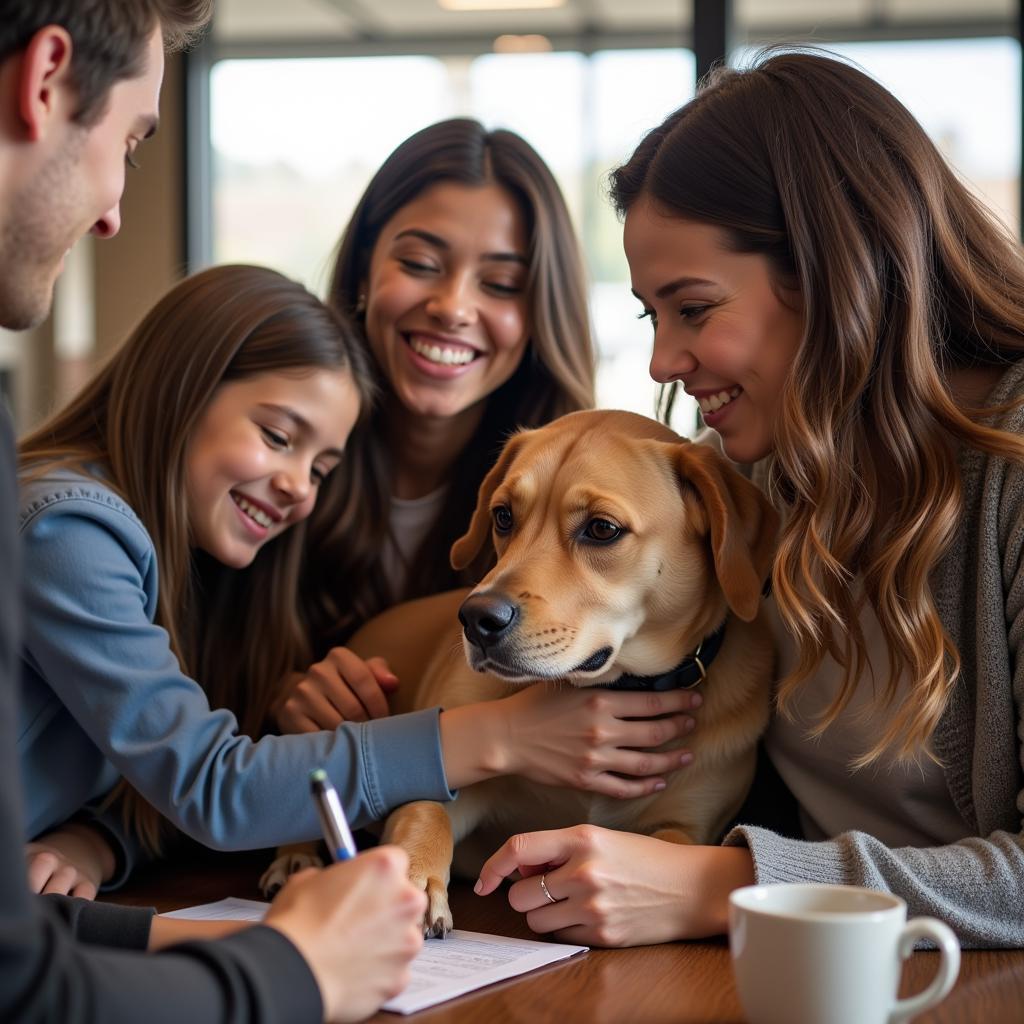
xmin=475 ymin=50 xmax=1024 ymax=950
xmin=271 ymin=119 xmax=686 ymax=736
xmin=21 ymin=264 xmax=694 ymax=895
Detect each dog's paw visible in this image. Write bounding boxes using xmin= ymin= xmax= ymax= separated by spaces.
xmin=413 ymin=875 xmax=453 ymax=938
xmin=259 ymin=849 xmax=325 ymax=898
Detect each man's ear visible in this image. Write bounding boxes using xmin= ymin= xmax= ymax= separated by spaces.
xmin=17 ymin=27 xmax=75 ymax=142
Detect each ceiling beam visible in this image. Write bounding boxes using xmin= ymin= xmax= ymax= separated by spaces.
xmin=214 ymin=14 xmax=1016 ymax=61
xmin=315 ymin=0 xmax=385 ymax=39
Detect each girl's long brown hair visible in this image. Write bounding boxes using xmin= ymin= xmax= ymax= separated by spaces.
xmin=610 ymin=49 xmax=1024 ymax=765
xmin=19 ymin=264 xmax=375 ymax=848
xmin=310 ymin=118 xmax=596 ymax=647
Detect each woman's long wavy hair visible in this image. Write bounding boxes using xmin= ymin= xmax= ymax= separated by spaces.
xmin=610 ymin=49 xmax=1024 ymax=766
xmin=311 ymin=118 xmax=596 ymax=646
xmin=19 ymin=264 xmax=375 ymax=848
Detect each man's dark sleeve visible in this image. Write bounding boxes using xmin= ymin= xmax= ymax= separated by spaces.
xmin=0 ymin=407 xmax=322 ymax=1023
xmin=40 ymin=893 xmax=155 ymax=949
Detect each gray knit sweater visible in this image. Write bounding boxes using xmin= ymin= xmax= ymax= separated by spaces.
xmin=723 ymin=359 xmax=1024 ymax=950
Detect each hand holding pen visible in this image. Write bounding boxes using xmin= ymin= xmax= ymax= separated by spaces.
xmin=265 ymin=778 xmax=424 ymax=1021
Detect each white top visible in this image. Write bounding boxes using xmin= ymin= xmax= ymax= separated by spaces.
xmin=765 ymin=594 xmax=967 ymax=848
xmin=380 ymin=485 xmax=449 ymax=599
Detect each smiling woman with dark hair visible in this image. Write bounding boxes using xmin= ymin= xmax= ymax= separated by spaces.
xmin=315 ymin=117 xmax=597 ymax=640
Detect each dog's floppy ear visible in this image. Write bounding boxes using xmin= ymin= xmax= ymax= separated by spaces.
xmin=674 ymin=442 xmax=779 ymax=622
xmin=450 ymin=431 xmax=529 ymax=570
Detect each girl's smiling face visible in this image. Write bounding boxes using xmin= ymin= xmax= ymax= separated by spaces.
xmin=362 ymin=181 xmax=531 ymax=422
xmin=186 ymin=369 xmax=359 ymax=568
xmin=624 ymin=196 xmax=804 ymax=463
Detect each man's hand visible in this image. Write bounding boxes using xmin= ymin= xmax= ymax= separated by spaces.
xmin=265 ymin=846 xmax=427 ymax=1023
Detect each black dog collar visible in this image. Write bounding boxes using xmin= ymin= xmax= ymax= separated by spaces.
xmin=603 ymin=622 xmax=727 ymax=692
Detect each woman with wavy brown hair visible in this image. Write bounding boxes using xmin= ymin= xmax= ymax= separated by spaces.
xmin=474 ymin=49 xmax=1024 ymax=950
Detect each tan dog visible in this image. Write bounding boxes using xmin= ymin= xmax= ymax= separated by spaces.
xmin=348 ymin=409 xmax=778 ymax=937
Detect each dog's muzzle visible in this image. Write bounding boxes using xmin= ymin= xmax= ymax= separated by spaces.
xmin=459 ymin=592 xmax=519 ymax=652
xmin=459 ymin=592 xmax=611 ymax=680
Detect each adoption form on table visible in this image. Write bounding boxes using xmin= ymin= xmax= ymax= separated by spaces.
xmin=380 ymin=929 xmax=587 ymax=1014
xmin=165 ymin=898 xmax=587 ymax=1014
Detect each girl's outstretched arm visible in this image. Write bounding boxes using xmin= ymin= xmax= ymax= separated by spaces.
xmin=20 ymin=491 xmax=455 ymax=861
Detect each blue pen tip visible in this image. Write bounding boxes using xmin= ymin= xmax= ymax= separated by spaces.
xmin=309 ymin=768 xmax=327 ymax=783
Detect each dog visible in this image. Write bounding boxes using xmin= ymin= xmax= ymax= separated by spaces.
xmin=262 ymin=410 xmax=778 ymax=934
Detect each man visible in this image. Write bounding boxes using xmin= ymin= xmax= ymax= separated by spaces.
xmin=0 ymin=4 xmax=424 ymax=1021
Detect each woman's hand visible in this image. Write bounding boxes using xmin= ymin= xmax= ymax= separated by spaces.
xmin=440 ymin=685 xmax=700 ymax=797
xmin=25 ymin=821 xmax=117 ymax=899
xmin=474 ymin=825 xmax=755 ymax=947
xmin=273 ymin=647 xmax=399 ymax=732
xmin=265 ymin=846 xmax=426 ymax=1024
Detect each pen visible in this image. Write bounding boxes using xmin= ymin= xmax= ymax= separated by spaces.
xmin=310 ymin=767 xmax=357 ymax=862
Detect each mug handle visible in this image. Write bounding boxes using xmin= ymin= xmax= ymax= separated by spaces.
xmin=888 ymin=917 xmax=961 ymax=1024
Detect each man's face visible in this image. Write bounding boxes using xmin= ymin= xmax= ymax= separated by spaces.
xmin=0 ymin=28 xmax=164 ymax=330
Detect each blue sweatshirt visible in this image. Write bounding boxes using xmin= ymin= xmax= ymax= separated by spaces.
xmin=3 ymin=415 xmax=324 ymax=1024
xmin=17 ymin=469 xmax=455 ymax=879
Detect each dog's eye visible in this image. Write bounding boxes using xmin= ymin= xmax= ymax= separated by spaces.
xmin=584 ymin=518 xmax=622 ymax=543
xmin=492 ymin=505 xmax=514 ymax=534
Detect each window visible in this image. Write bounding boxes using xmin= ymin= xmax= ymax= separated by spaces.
xmin=730 ymin=37 xmax=1020 ymax=234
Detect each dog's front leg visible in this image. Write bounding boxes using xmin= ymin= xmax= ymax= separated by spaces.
xmin=382 ymin=801 xmax=455 ymax=937
xmin=259 ymin=840 xmax=325 ymax=897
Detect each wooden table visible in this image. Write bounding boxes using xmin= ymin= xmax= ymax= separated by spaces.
xmin=104 ymin=849 xmax=1024 ymax=1023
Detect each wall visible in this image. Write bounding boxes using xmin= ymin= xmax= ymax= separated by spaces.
xmin=94 ymin=52 xmax=187 ymax=358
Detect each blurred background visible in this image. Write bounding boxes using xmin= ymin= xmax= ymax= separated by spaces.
xmin=3 ymin=0 xmax=1020 ymax=436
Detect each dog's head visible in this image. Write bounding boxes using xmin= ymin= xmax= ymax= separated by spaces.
xmin=450 ymin=410 xmax=778 ymax=685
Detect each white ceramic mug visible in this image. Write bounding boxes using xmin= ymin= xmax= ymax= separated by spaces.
xmin=728 ymin=883 xmax=960 ymax=1024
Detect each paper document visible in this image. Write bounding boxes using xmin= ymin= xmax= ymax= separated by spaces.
xmin=381 ymin=929 xmax=587 ymax=1014
xmin=164 ymin=897 xmax=270 ymax=921
xmin=165 ymin=898 xmax=587 ymax=1014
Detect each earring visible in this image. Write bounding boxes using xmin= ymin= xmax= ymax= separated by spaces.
xmin=355 ymin=293 xmax=367 ymax=315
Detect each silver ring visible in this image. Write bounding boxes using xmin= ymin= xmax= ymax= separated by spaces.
xmin=539 ymin=873 xmax=558 ymax=904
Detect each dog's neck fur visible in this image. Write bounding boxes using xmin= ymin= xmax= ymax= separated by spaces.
xmin=602 ymin=620 xmax=727 ymax=692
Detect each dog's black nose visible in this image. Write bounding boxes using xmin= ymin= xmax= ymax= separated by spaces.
xmin=459 ymin=593 xmax=518 ymax=649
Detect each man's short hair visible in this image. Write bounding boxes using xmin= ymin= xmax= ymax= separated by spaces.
xmin=0 ymin=1 xmax=213 ymax=125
